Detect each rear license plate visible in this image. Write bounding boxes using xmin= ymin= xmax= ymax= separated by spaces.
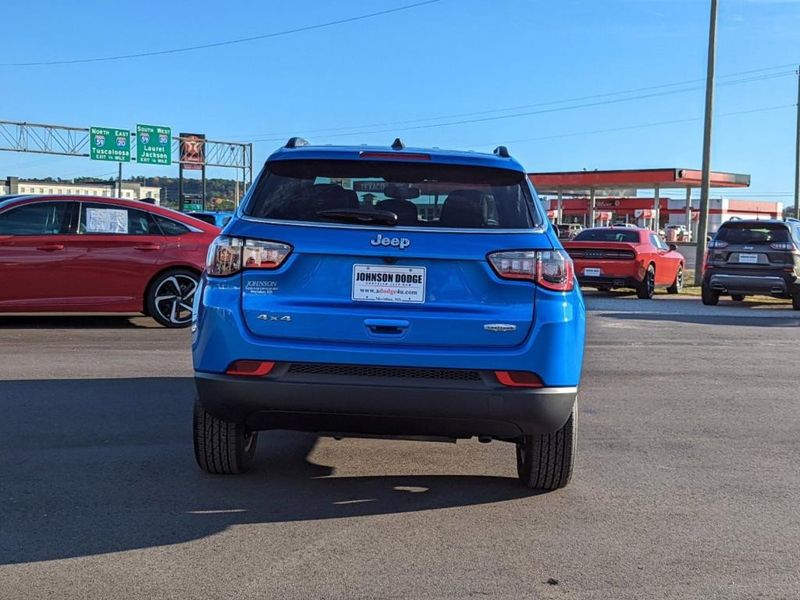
xmin=738 ymin=253 xmax=759 ymax=264
xmin=583 ymin=267 xmax=602 ymax=277
xmin=352 ymin=264 xmax=426 ymax=304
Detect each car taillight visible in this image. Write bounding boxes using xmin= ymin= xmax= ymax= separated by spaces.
xmin=770 ymin=242 xmax=796 ymax=251
xmin=487 ymin=250 xmax=574 ymax=292
xmin=702 ymin=250 xmax=713 ymax=272
xmin=207 ymin=236 xmax=292 ymax=276
xmin=707 ymin=240 xmax=728 ymax=249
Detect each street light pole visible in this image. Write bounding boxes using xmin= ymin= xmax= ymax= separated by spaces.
xmin=694 ymin=0 xmax=718 ymax=285
xmin=794 ymin=65 xmax=800 ymax=219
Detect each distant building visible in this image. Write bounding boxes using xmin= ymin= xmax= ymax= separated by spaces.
xmin=666 ymin=197 xmax=784 ymax=235
xmin=1 ymin=176 xmax=161 ymax=204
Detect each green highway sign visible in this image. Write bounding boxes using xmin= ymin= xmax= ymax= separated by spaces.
xmin=136 ymin=124 xmax=172 ymax=165
xmin=90 ymin=127 xmax=131 ymax=162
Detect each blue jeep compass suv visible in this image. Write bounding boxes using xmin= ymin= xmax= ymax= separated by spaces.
xmin=192 ymin=138 xmax=585 ymax=489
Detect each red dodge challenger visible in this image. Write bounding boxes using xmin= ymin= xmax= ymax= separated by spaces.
xmin=0 ymin=194 xmax=219 ymax=327
xmin=562 ymin=227 xmax=685 ymax=299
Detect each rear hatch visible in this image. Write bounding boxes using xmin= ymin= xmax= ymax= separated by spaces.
xmin=709 ymin=222 xmax=796 ymax=272
xmin=230 ymin=155 xmax=549 ymax=349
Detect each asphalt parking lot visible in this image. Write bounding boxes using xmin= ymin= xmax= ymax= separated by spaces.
xmin=1 ymin=295 xmax=799 ymax=599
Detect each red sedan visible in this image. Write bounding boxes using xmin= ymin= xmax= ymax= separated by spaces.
xmin=0 ymin=195 xmax=219 ymax=327
xmin=562 ymin=227 xmax=685 ymax=299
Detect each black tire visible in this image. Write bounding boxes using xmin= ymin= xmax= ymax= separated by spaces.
xmin=731 ymin=294 xmax=745 ymax=302
xmin=667 ymin=265 xmax=684 ymax=294
xmin=596 ymin=285 xmax=611 ymax=292
xmin=792 ymin=292 xmax=800 ymax=311
xmin=146 ymin=268 xmax=200 ymax=328
xmin=636 ymin=264 xmax=655 ymax=299
xmin=701 ymin=284 xmax=720 ymax=306
xmin=516 ymin=402 xmax=577 ymax=490
xmin=193 ymin=400 xmax=258 ymax=474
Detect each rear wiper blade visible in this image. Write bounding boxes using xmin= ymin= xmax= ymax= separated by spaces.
xmin=316 ymin=208 xmax=398 ymax=226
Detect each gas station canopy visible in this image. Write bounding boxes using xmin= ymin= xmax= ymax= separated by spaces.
xmin=528 ymin=168 xmax=752 ymax=232
xmin=530 ymin=168 xmax=750 ymax=195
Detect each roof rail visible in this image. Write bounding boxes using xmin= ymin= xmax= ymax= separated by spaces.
xmin=285 ymin=137 xmax=309 ymax=148
xmin=493 ymin=145 xmax=510 ymax=158
xmin=391 ymin=138 xmax=405 ymax=150
xmin=785 ymin=216 xmax=800 ymax=223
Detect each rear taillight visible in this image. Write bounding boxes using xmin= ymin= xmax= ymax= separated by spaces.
xmin=703 ymin=250 xmax=713 ymax=272
xmin=707 ymin=240 xmax=728 ymax=249
xmin=207 ymin=236 xmax=292 ymax=277
xmin=770 ymin=242 xmax=796 ymax=251
xmin=226 ymin=360 xmax=275 ymax=376
xmin=488 ymin=251 xmax=536 ymax=280
xmin=494 ymin=371 xmax=544 ymax=388
xmin=487 ymin=250 xmax=574 ymax=292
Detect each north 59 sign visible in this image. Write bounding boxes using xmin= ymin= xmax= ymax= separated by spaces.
xmin=90 ymin=127 xmax=130 ymax=162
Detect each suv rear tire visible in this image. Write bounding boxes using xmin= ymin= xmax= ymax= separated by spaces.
xmin=701 ymin=284 xmax=720 ymax=306
xmin=667 ymin=265 xmax=684 ymax=294
xmin=194 ymin=400 xmax=258 ymax=474
xmin=516 ymin=402 xmax=577 ymax=490
xmin=636 ymin=265 xmax=655 ymax=299
xmin=793 ymin=292 xmax=800 ymax=311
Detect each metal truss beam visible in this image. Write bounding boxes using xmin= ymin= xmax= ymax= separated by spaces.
xmin=0 ymin=120 xmax=253 ymax=176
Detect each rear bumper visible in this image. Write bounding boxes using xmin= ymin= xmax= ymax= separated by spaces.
xmin=195 ymin=368 xmax=578 ymax=439
xmin=577 ymin=275 xmax=641 ymax=289
xmin=573 ymin=260 xmax=643 ymax=289
xmin=704 ymin=271 xmax=798 ymax=296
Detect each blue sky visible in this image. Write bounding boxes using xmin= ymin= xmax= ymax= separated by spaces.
xmin=1 ymin=0 xmax=798 ymax=203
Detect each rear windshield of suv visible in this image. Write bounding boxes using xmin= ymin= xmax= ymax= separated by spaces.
xmin=715 ymin=222 xmax=790 ymax=244
xmin=572 ymin=229 xmax=640 ymax=243
xmin=244 ymin=159 xmax=538 ymax=229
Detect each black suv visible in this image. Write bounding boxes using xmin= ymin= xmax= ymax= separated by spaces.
xmin=701 ymin=219 xmax=800 ymax=309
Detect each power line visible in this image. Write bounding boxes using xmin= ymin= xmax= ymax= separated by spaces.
xmin=452 ymin=104 xmax=794 ymax=150
xmin=243 ymin=70 xmax=796 ymax=143
xmin=227 ymin=63 xmax=798 ymax=140
xmin=0 ymin=0 xmax=442 ymax=67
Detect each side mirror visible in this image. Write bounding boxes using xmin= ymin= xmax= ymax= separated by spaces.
xmin=668 ymin=243 xmax=678 ymax=252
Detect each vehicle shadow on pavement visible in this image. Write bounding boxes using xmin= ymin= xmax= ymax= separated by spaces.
xmin=0 ymin=315 xmax=154 ymax=329
xmin=599 ymin=312 xmax=800 ymax=327
xmin=0 ymin=377 xmax=539 ymax=566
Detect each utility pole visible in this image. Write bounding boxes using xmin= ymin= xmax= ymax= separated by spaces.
xmin=794 ymin=65 xmax=800 ymax=219
xmin=694 ymin=0 xmax=718 ymax=284
xmin=117 ymin=162 xmax=123 ymax=198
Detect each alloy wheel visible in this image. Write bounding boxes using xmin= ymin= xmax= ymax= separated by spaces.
xmin=153 ymin=274 xmax=198 ymax=326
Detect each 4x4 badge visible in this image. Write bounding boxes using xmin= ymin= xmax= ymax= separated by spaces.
xmin=257 ymin=314 xmax=292 ymax=322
